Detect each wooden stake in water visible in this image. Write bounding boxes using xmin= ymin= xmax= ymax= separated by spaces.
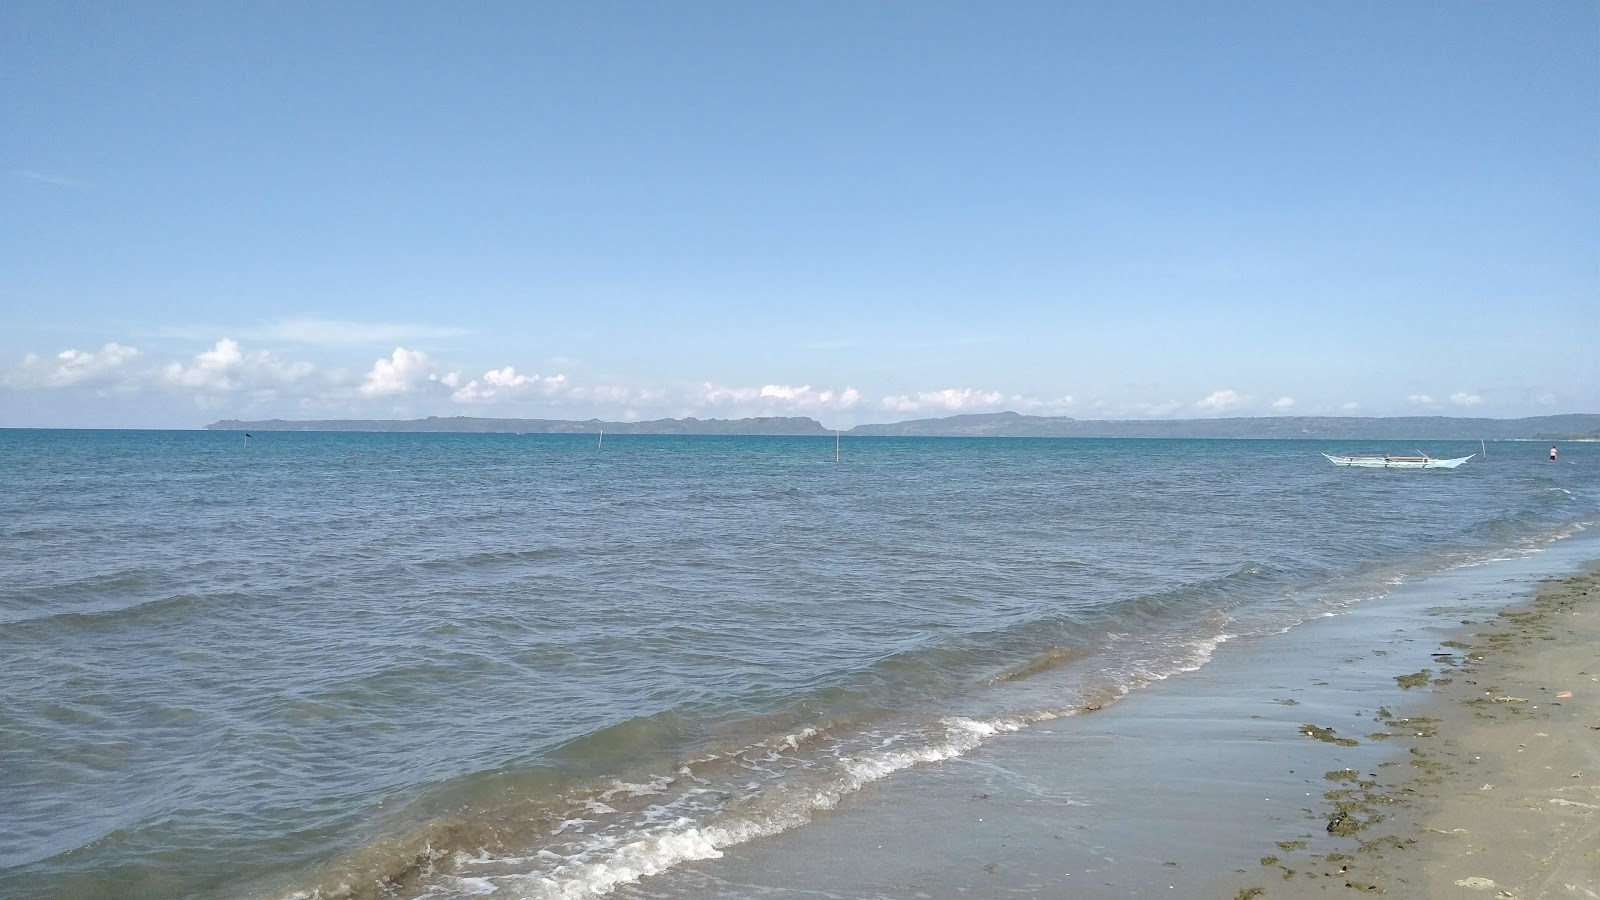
xmin=1481 ymin=438 xmax=1487 ymax=459
xmin=835 ymin=430 xmax=840 ymax=464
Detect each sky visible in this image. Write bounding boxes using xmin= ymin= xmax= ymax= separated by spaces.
xmin=2 ymin=1 xmax=1596 ymax=429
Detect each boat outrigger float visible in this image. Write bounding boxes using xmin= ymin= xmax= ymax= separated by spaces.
xmin=1323 ymin=452 xmax=1474 ymax=469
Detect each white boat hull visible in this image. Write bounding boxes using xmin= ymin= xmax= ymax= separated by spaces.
xmin=1323 ymin=454 xmax=1473 ymax=469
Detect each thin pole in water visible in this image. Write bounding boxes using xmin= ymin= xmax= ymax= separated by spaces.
xmin=243 ymin=432 xmax=251 ymax=450
xmin=835 ymin=430 xmax=840 ymax=464
xmin=1481 ymin=438 xmax=1487 ymax=459
xmin=598 ymin=429 xmax=603 ymax=450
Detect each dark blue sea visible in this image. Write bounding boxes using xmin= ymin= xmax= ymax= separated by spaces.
xmin=1 ymin=431 xmax=1595 ymax=899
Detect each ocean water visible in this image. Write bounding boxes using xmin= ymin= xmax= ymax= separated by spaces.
xmin=1 ymin=430 xmax=1594 ymax=900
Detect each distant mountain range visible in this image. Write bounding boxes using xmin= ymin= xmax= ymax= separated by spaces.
xmin=208 ymin=412 xmax=1600 ymax=440
xmin=845 ymin=411 xmax=1600 ymax=440
xmin=207 ymin=415 xmax=827 ymax=435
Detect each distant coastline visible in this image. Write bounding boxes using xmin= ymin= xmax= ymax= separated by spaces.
xmin=207 ymin=412 xmax=1600 ymax=441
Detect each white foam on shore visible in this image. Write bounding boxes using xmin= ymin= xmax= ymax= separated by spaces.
xmin=451 ymin=677 xmax=1252 ymax=899
xmin=309 ymin=526 xmax=1600 ymax=900
xmin=596 ymin=774 xmax=673 ymax=802
xmin=776 ymin=726 xmax=818 ymax=750
xmin=436 ymin=715 xmax=1036 ymax=899
xmin=1173 ymin=630 xmax=1234 ymax=676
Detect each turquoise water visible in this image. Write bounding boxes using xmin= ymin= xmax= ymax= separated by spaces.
xmin=1 ymin=431 xmax=1595 ymax=899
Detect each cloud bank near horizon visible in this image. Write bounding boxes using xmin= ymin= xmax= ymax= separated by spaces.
xmin=0 ymin=336 xmax=1567 ymax=428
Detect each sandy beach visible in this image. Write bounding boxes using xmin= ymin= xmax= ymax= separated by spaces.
xmin=1217 ymin=564 xmax=1600 ymax=899
xmin=606 ymin=543 xmax=1600 ymax=900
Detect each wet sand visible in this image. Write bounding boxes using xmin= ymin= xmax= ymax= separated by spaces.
xmin=616 ymin=541 xmax=1600 ymax=900
xmin=1217 ymin=564 xmax=1600 ymax=899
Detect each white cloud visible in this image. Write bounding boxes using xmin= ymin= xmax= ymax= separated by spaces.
xmin=760 ymin=384 xmax=862 ymax=409
xmin=1449 ymin=392 xmax=1483 ymax=407
xmin=451 ymin=366 xmax=569 ymax=403
xmin=485 ymin=366 xmax=536 ymax=389
xmin=759 ymin=384 xmax=812 ymax=402
xmin=700 ymin=383 xmax=760 ymax=405
xmin=12 ymin=169 xmax=83 ymax=188
xmin=1407 ymin=394 xmax=1436 ymax=406
xmin=7 ymin=343 xmax=140 ymax=388
xmin=1195 ymin=389 xmax=1243 ymax=412
xmin=699 ymin=383 xmax=863 ymax=412
xmin=1009 ymin=393 xmax=1075 ymax=412
xmin=162 ymin=339 xmax=312 ymax=393
xmin=881 ymin=388 xmax=1006 ymax=413
xmin=360 ymin=347 xmax=435 ymax=397
xmin=1341 ymin=401 xmax=1361 ymax=411
xmin=1271 ymin=396 xmax=1295 ymax=410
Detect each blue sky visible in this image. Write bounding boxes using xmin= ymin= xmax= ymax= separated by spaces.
xmin=3 ymin=1 xmax=1596 ymax=428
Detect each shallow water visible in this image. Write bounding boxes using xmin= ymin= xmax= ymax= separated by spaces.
xmin=1 ymin=432 xmax=1594 ymax=899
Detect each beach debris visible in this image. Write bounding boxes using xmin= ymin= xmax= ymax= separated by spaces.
xmin=1326 ymin=810 xmax=1360 ymax=836
xmin=1300 ymin=724 xmax=1359 ymax=746
xmin=1453 ymin=876 xmax=1496 ymax=890
xmin=1556 ymin=690 xmax=1573 ymax=698
xmin=1490 ymin=695 xmax=1528 ymax=703
xmin=1395 ymin=669 xmax=1432 ymax=689
xmin=1549 ymin=798 xmax=1599 ymax=809
xmin=1386 ymin=715 xmax=1438 ymax=737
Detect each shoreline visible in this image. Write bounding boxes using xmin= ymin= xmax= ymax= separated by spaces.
xmin=1218 ymin=564 xmax=1600 ymax=899
xmin=602 ymin=543 xmax=1600 ymax=900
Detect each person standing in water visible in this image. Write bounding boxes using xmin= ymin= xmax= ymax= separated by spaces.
xmin=1550 ymin=446 xmax=1559 ymax=461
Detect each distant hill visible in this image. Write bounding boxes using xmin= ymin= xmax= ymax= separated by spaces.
xmin=207 ymin=415 xmax=830 ymax=435
xmin=1543 ymin=428 xmax=1600 ymax=441
xmin=844 ymin=411 xmax=1600 ymax=440
xmin=208 ymin=412 xmax=1600 ymax=440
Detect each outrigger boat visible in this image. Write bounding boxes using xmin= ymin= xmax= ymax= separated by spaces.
xmin=1323 ymin=452 xmax=1473 ymax=469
